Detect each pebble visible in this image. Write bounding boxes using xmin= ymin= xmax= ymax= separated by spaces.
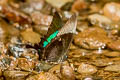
xmin=92 ymin=59 xmax=113 ymax=67
xmin=74 ymin=27 xmax=111 ymax=49
xmin=103 ymin=51 xmax=120 ymax=57
xmin=21 ymin=28 xmax=41 ymax=44
xmin=46 ymin=0 xmax=72 ymax=8
xmin=31 ymin=11 xmax=53 ymax=25
xmin=88 ymin=14 xmax=112 ymax=25
xmin=71 ymin=0 xmax=88 ymax=12
xmin=0 ymin=68 xmax=2 ymax=77
xmin=61 ymin=65 xmax=75 ymax=80
xmin=3 ymin=70 xmax=29 ymax=80
xmin=108 ymin=40 xmax=120 ymax=51
xmin=26 ymin=72 xmax=60 ymax=80
xmin=17 ymin=58 xmax=35 ymax=70
xmin=104 ymin=64 xmax=120 ymax=72
xmin=0 ymin=0 xmax=7 ymax=5
xmin=77 ymin=63 xmax=97 ymax=74
xmin=103 ymin=2 xmax=120 ymax=21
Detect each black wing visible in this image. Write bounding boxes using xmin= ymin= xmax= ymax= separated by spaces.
xmin=46 ymin=12 xmax=63 ymax=38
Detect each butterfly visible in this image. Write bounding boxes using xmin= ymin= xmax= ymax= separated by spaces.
xmin=32 ymin=12 xmax=77 ymax=62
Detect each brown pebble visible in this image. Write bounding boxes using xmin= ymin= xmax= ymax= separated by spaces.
xmin=103 ymin=2 xmax=120 ymax=21
xmin=61 ymin=65 xmax=75 ymax=80
xmin=71 ymin=0 xmax=88 ymax=12
xmin=26 ymin=72 xmax=60 ymax=80
xmin=31 ymin=11 xmax=53 ymax=25
xmin=108 ymin=40 xmax=120 ymax=51
xmin=77 ymin=63 xmax=97 ymax=74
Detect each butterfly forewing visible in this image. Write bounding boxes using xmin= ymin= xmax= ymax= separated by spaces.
xmin=57 ymin=14 xmax=77 ymax=36
xmin=46 ymin=12 xmax=63 ymax=38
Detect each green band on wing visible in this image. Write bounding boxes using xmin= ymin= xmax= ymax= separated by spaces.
xmin=43 ymin=41 xmax=49 ymax=47
xmin=43 ymin=30 xmax=59 ymax=47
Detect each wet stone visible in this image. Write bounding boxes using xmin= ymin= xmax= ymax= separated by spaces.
xmin=7 ymin=57 xmax=18 ymax=70
xmin=68 ymin=49 xmax=91 ymax=58
xmin=0 ymin=68 xmax=2 ymax=77
xmin=20 ymin=48 xmax=39 ymax=60
xmin=88 ymin=14 xmax=112 ymax=29
xmin=17 ymin=58 xmax=35 ymax=70
xmin=31 ymin=11 xmax=53 ymax=26
xmin=89 ymin=3 xmax=101 ymax=13
xmin=3 ymin=70 xmax=29 ymax=80
xmin=9 ymin=44 xmax=26 ymax=58
xmin=0 ymin=18 xmax=19 ymax=43
xmin=92 ymin=59 xmax=113 ymax=67
xmin=46 ymin=0 xmax=72 ymax=8
xmin=104 ymin=64 xmax=120 ymax=72
xmin=20 ymin=0 xmax=45 ymax=14
xmin=69 ymin=44 xmax=78 ymax=50
xmin=33 ymin=25 xmax=48 ymax=35
xmin=84 ymin=77 xmax=93 ymax=80
xmin=88 ymin=14 xmax=112 ymax=25
xmin=21 ymin=28 xmax=41 ymax=44
xmin=71 ymin=0 xmax=88 ymax=12
xmin=92 ymin=49 xmax=109 ymax=54
xmin=76 ymin=22 xmax=88 ymax=32
xmin=103 ymin=2 xmax=120 ymax=22
xmin=74 ymin=27 xmax=111 ymax=49
xmin=68 ymin=49 xmax=83 ymax=58
xmin=0 ymin=0 xmax=8 ymax=5
xmin=108 ymin=40 xmax=120 ymax=51
xmin=1 ymin=5 xmax=32 ymax=25
xmin=0 ymin=42 xmax=7 ymax=54
xmin=61 ymin=63 xmax=75 ymax=80
xmin=84 ymin=76 xmax=102 ymax=80
xmin=77 ymin=63 xmax=97 ymax=74
xmin=0 ymin=56 xmax=17 ymax=70
xmin=10 ymin=37 xmax=22 ymax=44
xmin=103 ymin=51 xmax=120 ymax=57
xmin=35 ymin=61 xmax=54 ymax=72
xmin=26 ymin=72 xmax=60 ymax=80
xmin=49 ymin=64 xmax=61 ymax=74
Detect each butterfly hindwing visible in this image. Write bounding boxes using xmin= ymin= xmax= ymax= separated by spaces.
xmin=45 ymin=33 xmax=73 ymax=62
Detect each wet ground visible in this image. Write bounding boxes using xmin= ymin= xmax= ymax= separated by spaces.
xmin=0 ymin=0 xmax=120 ymax=80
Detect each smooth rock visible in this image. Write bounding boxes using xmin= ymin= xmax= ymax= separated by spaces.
xmin=103 ymin=2 xmax=120 ymax=21
xmin=88 ymin=14 xmax=112 ymax=25
xmin=71 ymin=0 xmax=88 ymax=12
xmin=17 ymin=58 xmax=35 ymax=70
xmin=0 ymin=68 xmax=2 ymax=77
xmin=92 ymin=59 xmax=113 ymax=67
xmin=61 ymin=65 xmax=75 ymax=80
xmin=77 ymin=63 xmax=97 ymax=74
xmin=21 ymin=28 xmax=41 ymax=44
xmin=3 ymin=70 xmax=29 ymax=80
xmin=104 ymin=64 xmax=120 ymax=72
xmin=26 ymin=72 xmax=60 ymax=80
xmin=46 ymin=0 xmax=73 ymax=8
xmin=31 ymin=11 xmax=52 ymax=25
xmin=104 ymin=51 xmax=120 ymax=57
xmin=74 ymin=27 xmax=111 ymax=49
xmin=108 ymin=40 xmax=120 ymax=51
